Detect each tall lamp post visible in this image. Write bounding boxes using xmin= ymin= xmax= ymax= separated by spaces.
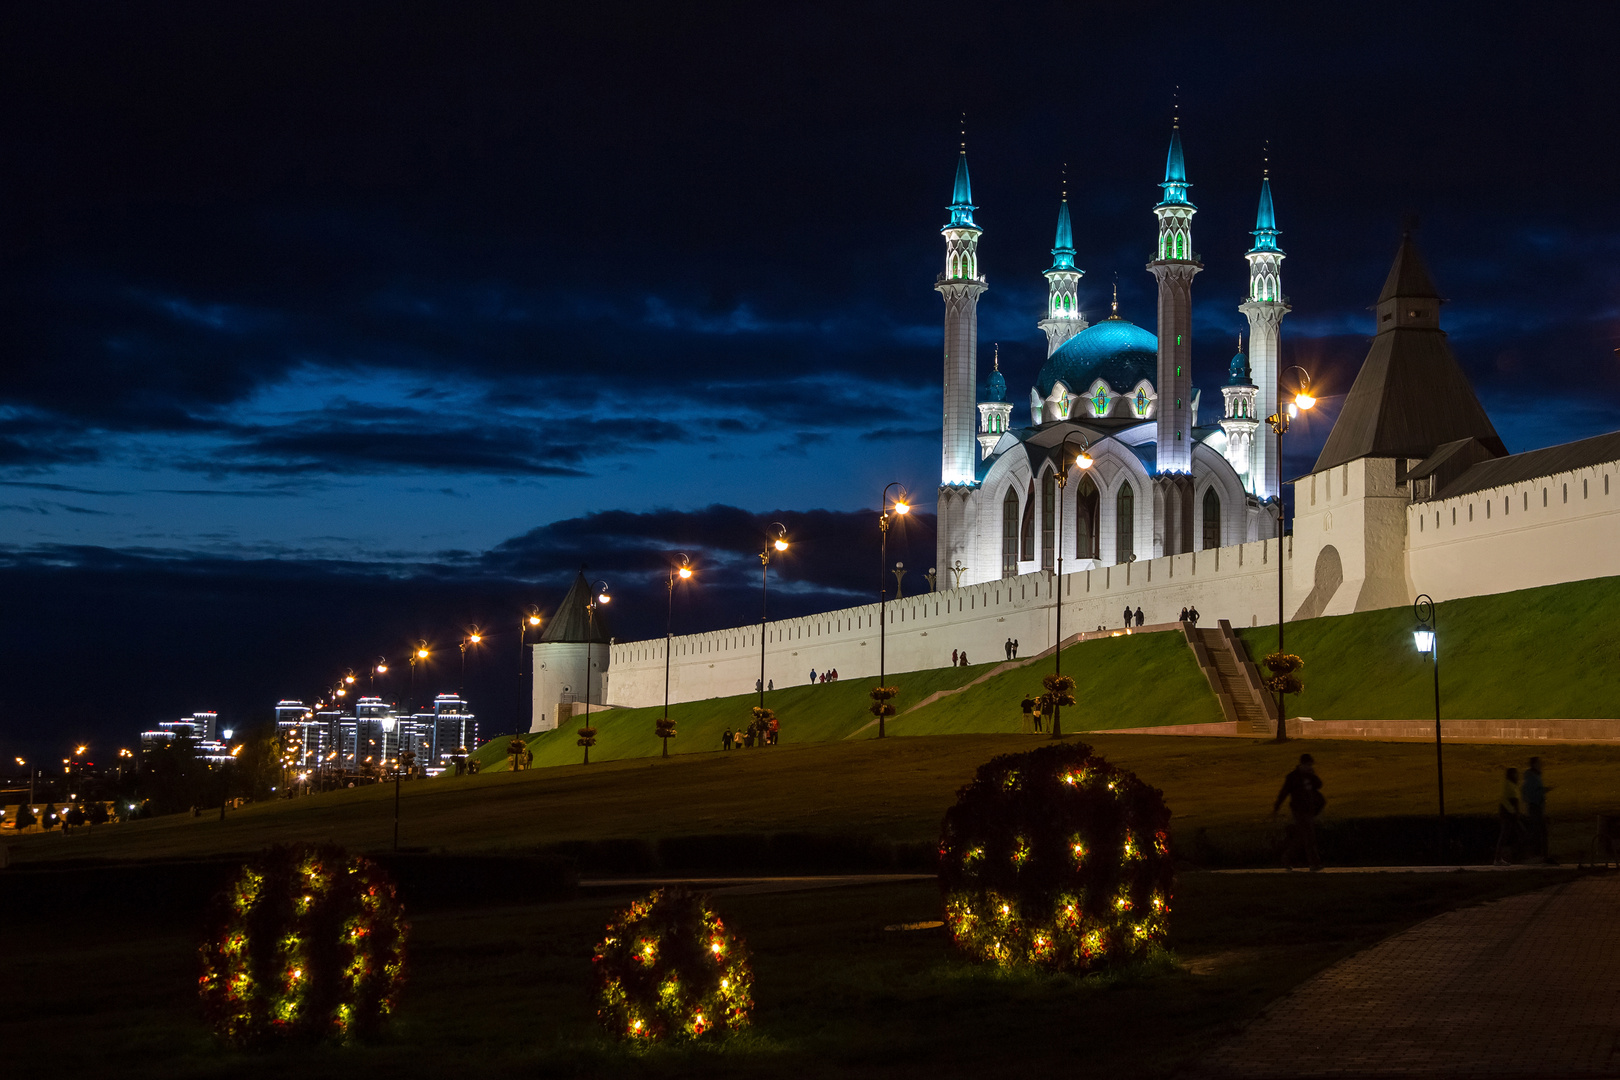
xmin=758 ymin=524 xmax=789 ymax=711
xmin=1263 ymin=366 xmax=1316 ymax=741
xmin=409 ymin=641 xmax=430 ymax=712
xmin=1050 ymin=433 xmax=1094 ymax=738
xmin=664 ymin=554 xmax=694 ymax=732
xmin=1413 ymin=594 xmax=1445 ymax=855
xmin=877 ymin=485 xmax=910 ymax=738
xmin=520 ymin=605 xmax=542 ymax=673
xmin=585 ymin=582 xmax=611 ymax=730
xmin=460 ymin=628 xmax=484 ymax=692
xmin=370 ymin=656 xmax=389 ymax=694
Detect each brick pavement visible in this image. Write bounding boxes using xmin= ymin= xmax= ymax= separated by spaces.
xmin=1192 ymin=875 xmax=1620 ymax=1079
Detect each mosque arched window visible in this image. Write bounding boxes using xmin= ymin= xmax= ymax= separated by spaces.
xmin=1116 ymin=484 xmax=1135 ymax=563
xmin=949 ymin=254 xmax=959 ymax=278
xmin=1076 ymin=474 xmax=1099 ymax=560
xmin=1092 ymin=386 xmax=1109 ymax=417
xmin=1202 ymin=487 xmax=1221 ymax=550
xmin=1174 ymin=232 xmax=1184 ymax=259
xmin=1135 ymin=388 xmax=1149 ymax=416
xmin=1041 ymin=469 xmax=1056 ymax=573
xmin=1001 ymin=488 xmax=1019 ymax=579
xmin=1021 ymin=480 xmax=1036 ymax=562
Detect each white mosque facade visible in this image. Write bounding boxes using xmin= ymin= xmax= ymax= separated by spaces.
xmin=531 ymin=127 xmax=1620 ymax=730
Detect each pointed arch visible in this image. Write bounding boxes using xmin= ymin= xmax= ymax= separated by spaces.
xmin=1001 ymin=488 xmax=1019 ymax=579
xmin=1020 ymin=480 xmax=1036 ymax=562
xmin=1041 ymin=467 xmax=1056 ymax=572
xmin=1202 ymin=487 xmax=1221 ymax=550
xmin=1116 ymin=482 xmax=1135 ymax=563
xmin=1075 ymin=473 xmax=1099 ymax=560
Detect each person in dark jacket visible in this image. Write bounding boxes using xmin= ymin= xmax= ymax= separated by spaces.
xmin=1123 ymin=605 xmax=1133 ymax=627
xmin=1134 ymin=607 xmax=1145 ymax=627
xmin=1272 ymin=753 xmax=1325 ymax=871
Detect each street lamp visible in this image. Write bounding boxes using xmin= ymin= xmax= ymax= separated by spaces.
xmin=877 ymin=485 xmax=910 ymax=738
xmin=758 ymin=523 xmax=789 ymax=711
xmin=520 ymin=605 xmax=542 ymax=673
xmin=1050 ymin=433 xmax=1094 ymax=738
xmin=460 ymin=627 xmax=484 ymax=692
xmin=585 ymin=582 xmax=611 ymax=736
xmin=1413 ymin=593 xmax=1445 ymax=856
xmin=409 ymin=641 xmax=430 ymax=711
xmin=371 ymin=656 xmax=389 ymax=693
xmin=664 ymin=554 xmax=694 ymax=750
xmin=1264 ymin=365 xmax=1316 ymax=741
xmin=949 ymin=560 xmax=969 ymax=589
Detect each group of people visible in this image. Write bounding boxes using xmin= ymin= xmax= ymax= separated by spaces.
xmin=1018 ymin=694 xmax=1046 ymax=734
xmin=1002 ymin=639 xmax=1021 ymax=660
xmin=809 ymin=668 xmax=840 ymax=684
xmin=722 ymin=718 xmax=778 ymax=749
xmin=949 ymin=649 xmax=971 ymax=667
xmin=1122 ymin=606 xmax=1145 ymax=627
xmin=1177 ymin=606 xmax=1202 ymax=624
xmin=1497 ymin=758 xmax=1553 ymax=864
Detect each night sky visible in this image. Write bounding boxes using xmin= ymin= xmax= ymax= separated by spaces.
xmin=2 ymin=2 xmax=1616 ymax=760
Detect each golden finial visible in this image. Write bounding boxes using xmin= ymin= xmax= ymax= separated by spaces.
xmin=993 ymin=343 xmax=1000 ymax=371
xmin=1061 ymin=162 xmax=1067 ymax=201
xmin=960 ymin=111 xmax=967 ymax=153
xmin=1173 ymin=86 xmax=1180 ymax=128
xmin=1111 ymin=281 xmax=1119 ymax=317
xmin=1263 ymin=138 xmax=1270 ymax=178
xmin=1238 ymin=331 xmax=1244 ymax=352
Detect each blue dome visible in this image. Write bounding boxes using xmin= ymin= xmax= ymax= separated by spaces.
xmin=1227 ymin=349 xmax=1255 ymax=387
xmin=1036 ymin=318 xmax=1158 ymax=397
xmin=986 ymin=367 xmax=1007 ymax=402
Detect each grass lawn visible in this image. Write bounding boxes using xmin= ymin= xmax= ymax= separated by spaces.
xmin=1236 ymin=575 xmax=1620 ymax=721
xmin=14 ymin=733 xmax=1620 ymax=866
xmin=0 ymin=870 xmax=1572 ymax=1079
xmin=486 ymin=628 xmax=1222 ymax=772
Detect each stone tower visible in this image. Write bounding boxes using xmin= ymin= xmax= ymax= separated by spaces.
xmin=1146 ymin=120 xmax=1200 ymax=552
xmin=1037 ymin=181 xmax=1086 ymax=356
xmin=1239 ymin=170 xmax=1288 ymax=502
xmin=936 ymin=143 xmax=987 ymax=573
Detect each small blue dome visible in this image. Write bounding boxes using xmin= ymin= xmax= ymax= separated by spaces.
xmin=1227 ymin=349 xmax=1254 ymax=387
xmin=986 ymin=367 xmax=1007 ymax=403
xmin=1036 ymin=318 xmax=1158 ymax=397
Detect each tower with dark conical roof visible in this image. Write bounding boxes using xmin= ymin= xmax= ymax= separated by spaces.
xmin=529 ymin=570 xmax=612 ymax=733
xmin=936 ymin=136 xmax=988 ymax=573
xmin=1147 ymin=118 xmax=1201 ymax=551
xmin=1239 ymin=167 xmax=1288 ymax=503
xmin=1038 ymin=173 xmax=1086 ymax=355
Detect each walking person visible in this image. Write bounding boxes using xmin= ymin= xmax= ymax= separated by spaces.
xmin=1020 ymin=694 xmax=1035 ymax=734
xmin=1012 ymin=639 xmax=1019 ymax=658
xmin=1272 ymin=753 xmax=1325 ymax=871
xmin=1134 ymin=607 xmax=1145 ymax=627
xmin=1522 ymin=757 xmax=1550 ymax=861
xmin=959 ymin=650 xmax=969 ymax=666
xmin=1123 ymin=605 xmax=1133 ymax=628
xmin=809 ymin=668 xmax=816 ymax=684
xmin=952 ymin=649 xmax=959 ymax=666
xmin=1179 ymin=607 xmax=1188 ymax=622
xmin=1188 ymin=605 xmax=1200 ymax=626
xmin=722 ymin=728 xmax=734 ymax=750
xmin=1004 ymin=638 xmax=1012 ymax=660
xmin=1496 ymin=766 xmax=1523 ymax=864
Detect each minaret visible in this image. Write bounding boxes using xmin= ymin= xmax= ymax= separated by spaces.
xmin=1220 ymin=334 xmax=1259 ymax=486
xmin=1037 ymin=169 xmax=1086 ymax=356
xmin=977 ymin=345 xmax=1014 ymax=460
xmin=1238 ymin=160 xmax=1289 ymax=503
xmin=1146 ymin=114 xmax=1200 ymax=553
xmin=935 ymin=131 xmax=987 ymax=577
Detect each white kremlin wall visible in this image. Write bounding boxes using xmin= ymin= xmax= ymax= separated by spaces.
xmin=598 ymin=537 xmax=1292 ymax=710
xmin=1406 ymin=462 xmax=1620 ymax=602
xmin=580 ymin=450 xmax=1618 ymax=718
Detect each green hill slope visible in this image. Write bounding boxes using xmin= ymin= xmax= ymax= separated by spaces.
xmin=481 ymin=628 xmax=1222 ymax=770
xmin=1236 ymin=575 xmax=1620 ymax=721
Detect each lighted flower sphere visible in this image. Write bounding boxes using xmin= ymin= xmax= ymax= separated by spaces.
xmin=593 ymin=887 xmax=752 ymax=1041
xmin=939 ymin=742 xmax=1173 ymax=971
xmin=198 ymin=843 xmax=408 ymax=1046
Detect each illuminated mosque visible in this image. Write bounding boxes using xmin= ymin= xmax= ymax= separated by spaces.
xmin=935 ymin=121 xmax=1289 ymax=585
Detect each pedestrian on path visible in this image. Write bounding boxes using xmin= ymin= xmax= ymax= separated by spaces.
xmin=1004 ymin=638 xmax=1012 ymax=660
xmin=1012 ymin=639 xmax=1019 ymax=658
xmin=809 ymin=668 xmax=817 ymax=684
xmin=953 ymin=649 xmax=959 ymax=666
xmin=1122 ymin=605 xmax=1132 ymax=627
xmin=722 ymin=728 xmax=734 ymax=750
xmin=1496 ymin=767 xmax=1523 ymax=864
xmin=1020 ymin=695 xmax=1035 ymax=734
xmin=959 ymin=650 xmax=969 ymax=666
xmin=1188 ymin=605 xmax=1200 ymax=625
xmin=1179 ymin=607 xmax=1188 ymax=622
xmin=1523 ymin=757 xmax=1551 ymax=861
xmin=1134 ymin=607 xmax=1145 ymax=627
xmin=1273 ymin=753 xmax=1325 ymax=871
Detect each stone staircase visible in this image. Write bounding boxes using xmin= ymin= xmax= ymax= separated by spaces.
xmin=1184 ymin=620 xmax=1276 ymax=734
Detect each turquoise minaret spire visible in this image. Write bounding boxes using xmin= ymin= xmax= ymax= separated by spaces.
xmin=936 ymin=121 xmax=987 ymax=575
xmin=1147 ymin=106 xmax=1201 ymax=551
xmin=1038 ymin=166 xmax=1086 ymax=355
xmin=1240 ymin=149 xmax=1289 ymax=505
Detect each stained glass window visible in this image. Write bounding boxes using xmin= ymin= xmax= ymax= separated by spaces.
xmin=1093 ymin=387 xmax=1109 ymax=416
xmin=1135 ymin=388 xmax=1148 ymax=415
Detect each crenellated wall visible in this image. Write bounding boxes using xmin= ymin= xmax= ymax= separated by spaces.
xmin=597 ymin=538 xmax=1294 ymax=710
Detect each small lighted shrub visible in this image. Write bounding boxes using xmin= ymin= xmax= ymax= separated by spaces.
xmin=939 ymin=742 xmax=1173 ymax=971
xmin=593 ymin=887 xmax=752 ymax=1041
xmin=199 ymin=843 xmax=408 ymax=1046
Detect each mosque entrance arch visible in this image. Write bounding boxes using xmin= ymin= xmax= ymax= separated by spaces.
xmin=1075 ymin=474 xmax=1099 ymax=560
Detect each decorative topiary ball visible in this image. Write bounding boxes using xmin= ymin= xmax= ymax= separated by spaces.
xmin=199 ymin=843 xmax=408 ymax=1046
xmin=593 ymin=887 xmax=752 ymax=1040
xmin=939 ymin=742 xmax=1173 ymax=971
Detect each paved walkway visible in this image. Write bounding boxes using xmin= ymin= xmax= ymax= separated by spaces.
xmin=1193 ymin=874 xmax=1620 ymax=1079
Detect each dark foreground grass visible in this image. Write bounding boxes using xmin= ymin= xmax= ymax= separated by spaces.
xmin=1236 ymin=575 xmax=1620 ymax=721
xmin=0 ymin=871 xmax=1571 ymax=1079
xmin=15 ymin=734 xmax=1620 ymax=866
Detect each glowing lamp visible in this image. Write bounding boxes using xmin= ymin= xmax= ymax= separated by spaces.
xmin=894 ymin=500 xmax=910 ymax=515
xmin=344 ymin=674 xmax=355 ymax=684
xmin=222 ymin=729 xmax=234 ymax=740
xmin=1077 ymin=451 xmax=1094 ymax=470
xmin=376 ymin=663 xmax=388 ymax=674
xmin=416 ymin=649 xmax=429 ymax=659
xmin=469 ymin=633 xmax=482 ymax=644
xmin=678 ymin=566 xmax=693 ymax=579
xmin=1295 ymin=391 xmax=1317 ymax=411
xmin=1413 ymin=627 xmax=1436 ymax=654
xmin=598 ymin=593 xmax=611 ymax=604
xmin=528 ymin=615 xmax=542 ymax=625
xmin=773 ymin=538 xmax=788 ymax=551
